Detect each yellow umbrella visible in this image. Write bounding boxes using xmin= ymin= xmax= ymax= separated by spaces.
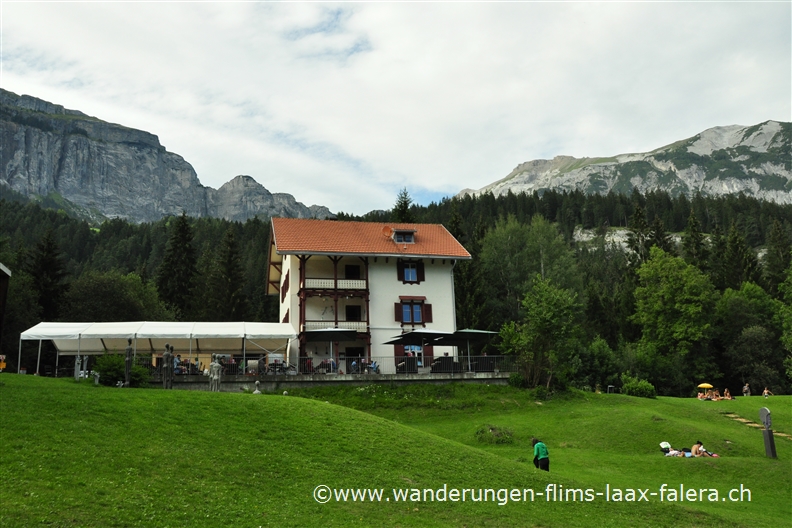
xmin=697 ymin=383 xmax=713 ymax=389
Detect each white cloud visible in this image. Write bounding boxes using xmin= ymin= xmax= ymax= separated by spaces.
xmin=2 ymin=2 xmax=790 ymax=214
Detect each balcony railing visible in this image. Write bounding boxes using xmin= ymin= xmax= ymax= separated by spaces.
xmin=304 ymin=278 xmax=367 ymax=290
xmin=303 ymin=321 xmax=368 ymax=332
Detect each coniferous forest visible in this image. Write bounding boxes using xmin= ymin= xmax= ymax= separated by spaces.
xmin=2 ymin=185 xmax=791 ymax=396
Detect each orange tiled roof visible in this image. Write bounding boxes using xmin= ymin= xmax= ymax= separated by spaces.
xmin=271 ymin=218 xmax=471 ymax=259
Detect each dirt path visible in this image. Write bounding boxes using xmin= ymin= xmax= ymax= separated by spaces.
xmin=723 ymin=413 xmax=791 ymax=440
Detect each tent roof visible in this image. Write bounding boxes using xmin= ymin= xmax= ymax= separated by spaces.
xmin=21 ymin=322 xmax=95 ymax=341
xmin=20 ymin=322 xmax=296 ymax=355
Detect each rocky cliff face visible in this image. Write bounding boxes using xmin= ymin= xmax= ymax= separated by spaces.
xmin=0 ymin=89 xmax=333 ymax=223
xmin=459 ymin=121 xmax=792 ymax=203
xmin=209 ymin=175 xmax=332 ymax=222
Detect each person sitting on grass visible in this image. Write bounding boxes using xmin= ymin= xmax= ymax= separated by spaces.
xmin=692 ymin=441 xmax=714 ymax=457
xmin=723 ymin=388 xmax=732 ymax=400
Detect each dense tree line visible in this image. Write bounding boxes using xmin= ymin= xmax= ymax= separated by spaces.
xmin=1 ymin=189 xmax=277 ymax=372
xmin=2 ymin=185 xmax=791 ymax=395
xmin=349 ymin=188 xmax=792 ymax=396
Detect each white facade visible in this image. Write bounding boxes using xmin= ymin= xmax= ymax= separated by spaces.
xmin=277 ymin=256 xmax=462 ymax=374
xmin=267 ymin=219 xmax=470 ymax=374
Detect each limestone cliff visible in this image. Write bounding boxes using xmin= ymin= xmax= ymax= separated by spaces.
xmin=459 ymin=121 xmax=792 ymax=203
xmin=0 ymin=89 xmax=333 ymax=223
xmin=209 ymin=175 xmax=332 ymax=222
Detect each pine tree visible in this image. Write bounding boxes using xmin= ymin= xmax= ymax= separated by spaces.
xmin=204 ymin=228 xmax=249 ymax=321
xmin=708 ymin=224 xmax=728 ymax=290
xmin=626 ymin=206 xmax=651 ymax=268
xmin=723 ymin=223 xmax=760 ymax=290
xmin=392 ymin=188 xmax=415 ymax=223
xmin=682 ymin=210 xmax=709 ymax=271
xmin=26 ymin=230 xmax=68 ymax=321
xmin=452 ymin=211 xmax=486 ymax=332
xmin=156 ymin=213 xmax=197 ymax=319
xmin=763 ymin=220 xmax=792 ymax=297
xmin=649 ymin=216 xmax=674 ymax=254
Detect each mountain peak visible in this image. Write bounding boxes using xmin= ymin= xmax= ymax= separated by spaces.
xmin=461 ymin=121 xmax=791 ymax=203
xmin=0 ymin=89 xmax=334 ymax=223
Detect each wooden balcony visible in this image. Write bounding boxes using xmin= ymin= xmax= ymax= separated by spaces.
xmin=303 ymin=320 xmax=368 ymax=332
xmin=303 ymin=278 xmax=367 ymax=290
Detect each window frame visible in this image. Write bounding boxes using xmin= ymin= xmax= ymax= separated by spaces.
xmin=394 ymin=299 xmax=432 ymax=326
xmin=404 ymin=345 xmax=423 ymax=367
xmin=403 ymin=262 xmax=418 ymax=282
xmin=397 ymin=259 xmax=425 ymax=284
xmin=394 ymin=232 xmax=415 ymax=244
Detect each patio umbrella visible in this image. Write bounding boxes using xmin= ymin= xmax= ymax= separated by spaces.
xmin=383 ymin=330 xmax=454 ymax=346
xmin=433 ymin=329 xmax=498 ymax=372
xmin=697 ymin=383 xmax=713 ymax=389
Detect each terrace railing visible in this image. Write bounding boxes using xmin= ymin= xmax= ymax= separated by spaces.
xmin=145 ymin=355 xmax=516 ymax=381
xmin=304 ymin=278 xmax=367 ymax=290
xmin=294 ymin=355 xmax=517 ymax=375
xmin=303 ymin=321 xmax=368 ymax=332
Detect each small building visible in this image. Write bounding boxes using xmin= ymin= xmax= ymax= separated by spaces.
xmin=267 ymin=218 xmax=471 ymax=374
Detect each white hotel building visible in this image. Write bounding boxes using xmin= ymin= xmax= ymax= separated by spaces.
xmin=266 ymin=218 xmax=471 ymax=374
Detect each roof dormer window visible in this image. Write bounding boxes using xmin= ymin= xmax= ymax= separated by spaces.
xmin=393 ymin=230 xmax=416 ymax=244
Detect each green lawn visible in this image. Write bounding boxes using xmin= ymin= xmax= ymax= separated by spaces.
xmin=1 ymin=376 xmax=789 ymax=527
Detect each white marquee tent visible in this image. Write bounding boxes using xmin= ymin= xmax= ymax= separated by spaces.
xmin=18 ymin=321 xmax=297 ymax=375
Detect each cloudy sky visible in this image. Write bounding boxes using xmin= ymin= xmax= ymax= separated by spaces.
xmin=2 ymin=2 xmax=790 ymax=215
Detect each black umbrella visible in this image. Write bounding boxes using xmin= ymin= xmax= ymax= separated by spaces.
xmin=383 ymin=330 xmax=455 ymax=346
xmin=432 ymin=329 xmax=498 ymax=372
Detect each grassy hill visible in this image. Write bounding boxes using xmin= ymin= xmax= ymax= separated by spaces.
xmin=1 ymin=376 xmax=789 ymax=527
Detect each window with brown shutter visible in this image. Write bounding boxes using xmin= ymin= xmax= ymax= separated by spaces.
xmin=397 ymin=259 xmax=423 ymax=284
xmin=395 ymin=300 xmax=432 ymax=326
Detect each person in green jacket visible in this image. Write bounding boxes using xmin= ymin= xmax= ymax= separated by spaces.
xmin=532 ymin=437 xmax=549 ymax=472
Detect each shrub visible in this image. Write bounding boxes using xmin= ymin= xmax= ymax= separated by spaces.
xmin=508 ymin=373 xmax=526 ymax=389
xmin=93 ymin=354 xmax=148 ymax=387
xmin=532 ymin=385 xmax=549 ymax=400
xmin=475 ymin=424 xmax=514 ymax=445
xmin=620 ymin=373 xmax=657 ymax=399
